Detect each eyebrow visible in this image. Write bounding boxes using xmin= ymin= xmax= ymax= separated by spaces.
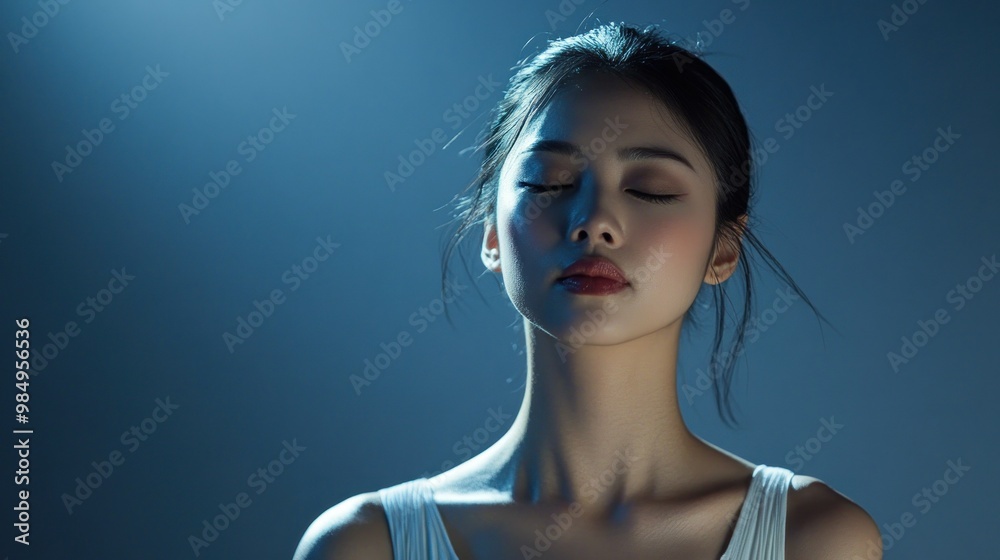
xmin=519 ymin=139 xmax=696 ymax=173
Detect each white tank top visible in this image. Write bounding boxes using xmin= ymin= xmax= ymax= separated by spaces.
xmin=377 ymin=464 xmax=796 ymax=559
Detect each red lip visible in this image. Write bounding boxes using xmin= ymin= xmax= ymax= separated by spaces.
xmin=557 ymin=256 xmax=629 ymax=289
xmin=558 ymin=256 xmax=628 ymax=283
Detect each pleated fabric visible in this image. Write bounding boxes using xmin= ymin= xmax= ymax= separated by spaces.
xmin=720 ymin=464 xmax=796 ymax=560
xmin=378 ymin=477 xmax=460 ymax=560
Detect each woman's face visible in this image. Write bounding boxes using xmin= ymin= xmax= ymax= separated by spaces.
xmin=483 ymin=75 xmax=741 ymax=345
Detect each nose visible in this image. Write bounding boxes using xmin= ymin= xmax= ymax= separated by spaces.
xmin=567 ymin=180 xmax=623 ymax=249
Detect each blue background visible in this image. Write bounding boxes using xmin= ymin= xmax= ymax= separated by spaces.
xmin=0 ymin=0 xmax=996 ymax=558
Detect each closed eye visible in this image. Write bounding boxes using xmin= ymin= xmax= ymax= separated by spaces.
xmin=517 ymin=181 xmax=571 ymax=193
xmin=626 ymin=189 xmax=682 ymax=204
xmin=517 ymin=182 xmax=682 ymax=204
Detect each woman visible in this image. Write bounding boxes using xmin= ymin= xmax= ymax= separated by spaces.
xmin=295 ymin=22 xmax=881 ymax=560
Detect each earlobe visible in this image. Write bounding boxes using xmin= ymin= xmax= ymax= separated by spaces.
xmin=704 ymin=215 xmax=748 ymax=285
xmin=705 ymin=250 xmax=739 ymax=285
xmin=481 ymin=221 xmax=502 ymax=273
xmin=704 ymin=247 xmax=738 ymax=285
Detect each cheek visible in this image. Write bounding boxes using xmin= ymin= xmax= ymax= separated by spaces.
xmin=501 ymin=194 xmax=560 ymax=259
xmin=496 ymin=198 xmax=545 ymax=291
xmin=635 ymin=210 xmax=715 ymax=286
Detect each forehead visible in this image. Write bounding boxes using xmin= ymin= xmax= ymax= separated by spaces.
xmin=510 ymin=74 xmax=709 ymax=173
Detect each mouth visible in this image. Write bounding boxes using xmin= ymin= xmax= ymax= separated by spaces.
xmin=556 ymin=255 xmax=630 ymax=295
xmin=556 ymin=275 xmax=629 ymax=295
xmin=557 ymin=256 xmax=629 ymax=284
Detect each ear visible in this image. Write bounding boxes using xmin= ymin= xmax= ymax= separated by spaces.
xmin=481 ymin=220 xmax=502 ymax=273
xmin=704 ymin=214 xmax=748 ymax=286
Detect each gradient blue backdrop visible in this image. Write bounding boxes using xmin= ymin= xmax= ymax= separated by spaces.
xmin=1 ymin=0 xmax=996 ymax=558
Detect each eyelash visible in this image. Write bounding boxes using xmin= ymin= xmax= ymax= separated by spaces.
xmin=516 ymin=182 xmax=681 ymax=204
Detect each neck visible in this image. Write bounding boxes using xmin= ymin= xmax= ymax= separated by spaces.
xmin=481 ymin=316 xmax=713 ymax=516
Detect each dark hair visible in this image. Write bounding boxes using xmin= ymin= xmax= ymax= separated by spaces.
xmin=438 ymin=21 xmax=838 ymax=428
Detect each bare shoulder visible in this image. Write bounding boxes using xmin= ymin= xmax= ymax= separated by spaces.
xmin=292 ymin=492 xmax=393 ymax=560
xmin=785 ymin=474 xmax=882 ymax=560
